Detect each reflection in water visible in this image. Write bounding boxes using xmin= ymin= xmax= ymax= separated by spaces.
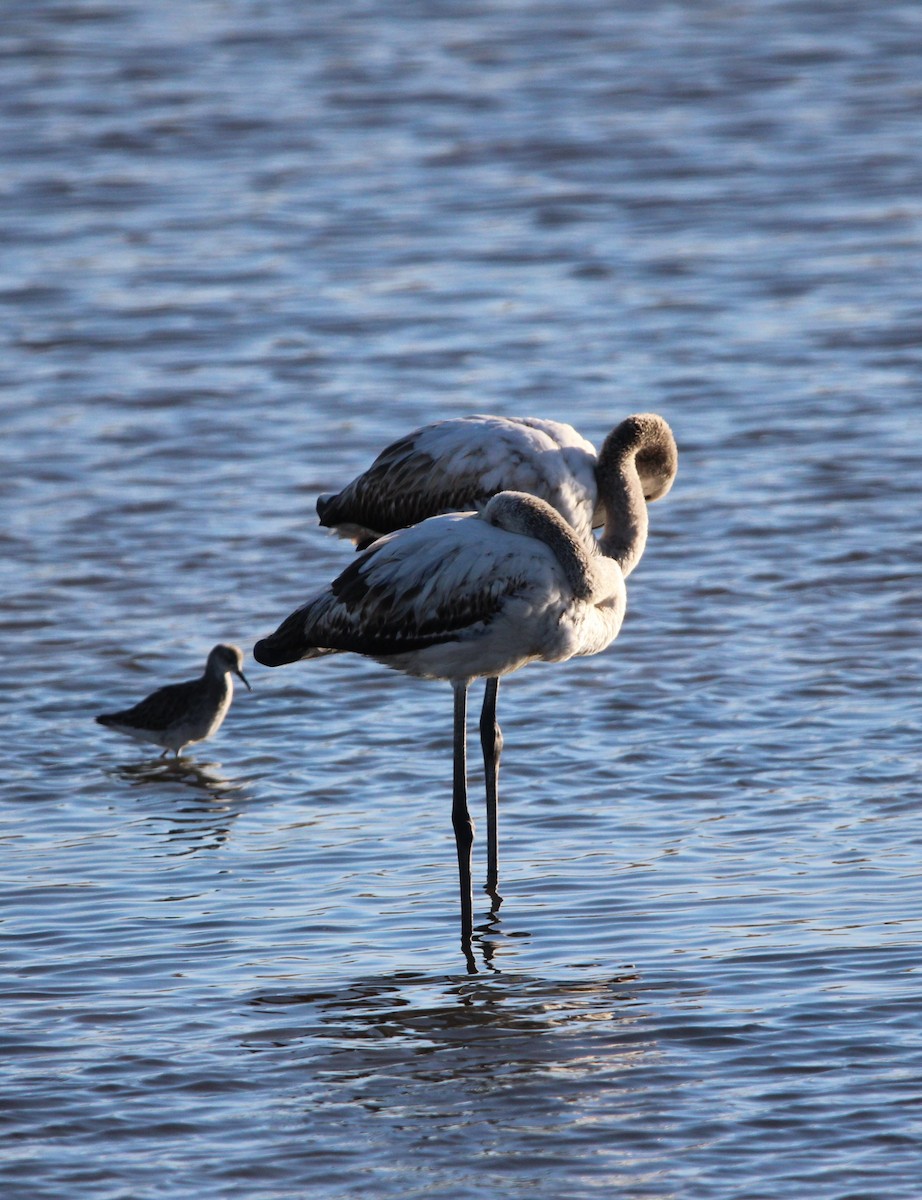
xmin=241 ymin=970 xmax=670 ymax=1194
xmin=113 ymin=756 xmax=247 ymax=799
xmin=107 ymin=758 xmax=250 ymax=855
xmin=474 ymin=904 xmax=505 ymax=973
xmin=248 ymin=967 xmax=649 ymax=1078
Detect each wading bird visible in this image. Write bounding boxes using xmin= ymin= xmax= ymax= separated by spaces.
xmin=316 ymin=413 xmax=677 ymax=900
xmin=256 ymin=413 xmax=676 ymax=952
xmin=96 ymin=643 xmax=251 ymax=758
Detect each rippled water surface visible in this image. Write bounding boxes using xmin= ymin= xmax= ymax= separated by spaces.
xmin=3 ymin=2 xmax=921 ymax=1197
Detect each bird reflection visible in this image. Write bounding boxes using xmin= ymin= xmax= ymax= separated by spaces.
xmin=107 ymin=758 xmax=249 ymax=854
xmin=244 ymin=968 xmax=655 ymax=1188
xmin=113 ymin=756 xmax=245 ymax=797
xmin=472 ymin=903 xmax=506 ymax=973
xmin=247 ymin=967 xmax=645 ymax=1063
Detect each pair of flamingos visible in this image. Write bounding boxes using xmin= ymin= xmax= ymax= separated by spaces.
xmin=254 ymin=413 xmax=678 ymax=956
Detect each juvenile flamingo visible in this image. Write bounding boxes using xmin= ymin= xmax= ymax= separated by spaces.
xmin=317 ymin=413 xmax=676 ymax=549
xmin=316 ymin=413 xmax=677 ymax=899
xmin=256 ymin=414 xmax=676 ymax=952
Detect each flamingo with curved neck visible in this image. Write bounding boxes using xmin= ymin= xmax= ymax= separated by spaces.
xmin=255 ymin=414 xmax=677 ymax=957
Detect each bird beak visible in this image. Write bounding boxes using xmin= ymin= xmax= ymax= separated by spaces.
xmin=237 ymin=669 xmax=252 ymax=691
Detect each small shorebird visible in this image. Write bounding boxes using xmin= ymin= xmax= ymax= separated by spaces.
xmin=315 ymin=413 xmax=677 ymax=902
xmin=96 ymin=644 xmax=250 ymax=758
xmin=256 ymin=416 xmax=674 ymax=954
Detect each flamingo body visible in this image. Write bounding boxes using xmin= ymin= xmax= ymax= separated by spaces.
xmin=317 ymin=416 xmax=603 ymax=547
xmin=257 ymin=492 xmax=626 ymax=680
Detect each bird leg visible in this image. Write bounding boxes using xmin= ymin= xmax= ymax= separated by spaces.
xmin=451 ymin=680 xmax=475 ymax=950
xmin=479 ymin=676 xmax=503 ymax=906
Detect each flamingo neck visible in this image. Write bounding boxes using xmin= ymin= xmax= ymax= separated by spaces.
xmin=596 ymin=435 xmax=649 ymax=579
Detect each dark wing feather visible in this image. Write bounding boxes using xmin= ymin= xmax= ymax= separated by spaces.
xmin=318 ymin=444 xmax=492 ymax=539
xmin=256 ymin=514 xmax=528 ymax=666
xmin=96 ymin=679 xmax=203 ymax=731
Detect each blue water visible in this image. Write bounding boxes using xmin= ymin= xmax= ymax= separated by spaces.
xmin=2 ymin=2 xmax=921 ymax=1197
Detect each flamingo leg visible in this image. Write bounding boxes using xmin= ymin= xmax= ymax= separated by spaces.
xmin=479 ymin=676 xmax=503 ymax=905
xmin=451 ymin=679 xmax=475 ymax=950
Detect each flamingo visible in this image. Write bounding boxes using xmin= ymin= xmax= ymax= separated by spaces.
xmin=316 ymin=413 xmax=676 ymax=549
xmin=255 ymin=413 xmax=676 ymax=952
xmin=315 ymin=413 xmax=677 ymax=899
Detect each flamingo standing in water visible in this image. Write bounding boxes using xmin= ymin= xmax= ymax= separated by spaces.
xmin=255 ymin=414 xmax=677 ymax=952
xmin=315 ymin=413 xmax=677 ymax=900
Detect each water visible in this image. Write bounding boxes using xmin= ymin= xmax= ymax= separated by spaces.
xmin=2 ymin=1 xmax=921 ymax=1196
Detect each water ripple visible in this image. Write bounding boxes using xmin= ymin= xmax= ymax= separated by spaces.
xmin=2 ymin=1 xmax=922 ymax=1197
